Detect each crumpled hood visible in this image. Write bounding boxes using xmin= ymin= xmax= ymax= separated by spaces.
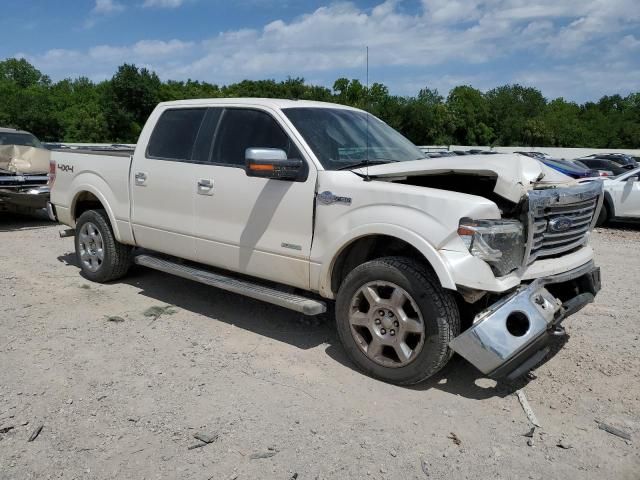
xmin=354 ymin=153 xmax=575 ymax=203
xmin=0 ymin=145 xmax=50 ymax=174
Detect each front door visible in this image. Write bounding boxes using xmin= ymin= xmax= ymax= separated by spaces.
xmin=193 ymin=107 xmax=316 ymax=289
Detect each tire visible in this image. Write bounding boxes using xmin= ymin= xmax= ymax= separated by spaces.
xmin=74 ymin=209 xmax=132 ymax=283
xmin=335 ymin=256 xmax=460 ymax=385
xmin=596 ymin=202 xmax=609 ymax=227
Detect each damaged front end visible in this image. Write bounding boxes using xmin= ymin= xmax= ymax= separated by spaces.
xmin=450 ymin=180 xmax=604 ymax=380
xmin=0 ymin=145 xmax=51 ymax=211
xmin=450 ymin=261 xmax=601 ymax=380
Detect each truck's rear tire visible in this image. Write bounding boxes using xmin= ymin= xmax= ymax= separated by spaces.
xmin=335 ymin=256 xmax=460 ymax=385
xmin=75 ymin=209 xmax=132 ymax=283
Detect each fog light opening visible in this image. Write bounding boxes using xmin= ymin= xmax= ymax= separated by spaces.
xmin=506 ymin=311 xmax=530 ymax=337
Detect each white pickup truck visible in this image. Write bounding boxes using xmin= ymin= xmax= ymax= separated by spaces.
xmin=49 ymin=98 xmax=603 ymax=385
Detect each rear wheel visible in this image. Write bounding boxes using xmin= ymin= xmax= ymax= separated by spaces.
xmin=75 ymin=209 xmax=132 ymax=282
xmin=335 ymin=257 xmax=460 ymax=385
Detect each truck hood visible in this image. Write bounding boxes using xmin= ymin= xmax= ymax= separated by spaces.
xmin=354 ymin=153 xmax=575 ymax=203
xmin=0 ymin=145 xmax=50 ymax=175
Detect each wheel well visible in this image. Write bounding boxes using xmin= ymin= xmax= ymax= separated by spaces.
xmin=330 ymin=235 xmax=433 ymax=294
xmin=603 ymin=191 xmax=614 ymax=217
xmin=73 ymin=191 xmax=104 ymax=220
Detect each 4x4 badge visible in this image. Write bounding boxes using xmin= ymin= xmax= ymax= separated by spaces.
xmin=317 ymin=191 xmax=352 ymax=206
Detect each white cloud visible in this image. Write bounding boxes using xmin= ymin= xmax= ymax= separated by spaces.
xmin=92 ymin=0 xmax=125 ymax=14
xmin=142 ymin=0 xmax=185 ymax=8
xmin=18 ymin=1 xmax=640 ymax=101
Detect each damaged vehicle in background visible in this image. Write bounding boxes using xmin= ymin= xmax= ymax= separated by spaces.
xmin=49 ymin=99 xmax=603 ymax=385
xmin=0 ymin=127 xmax=51 ymax=214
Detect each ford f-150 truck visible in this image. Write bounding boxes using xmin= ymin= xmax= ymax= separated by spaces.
xmin=48 ymin=98 xmax=602 ymax=385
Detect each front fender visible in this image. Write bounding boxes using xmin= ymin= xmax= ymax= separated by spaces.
xmin=313 ymin=221 xmax=457 ymax=298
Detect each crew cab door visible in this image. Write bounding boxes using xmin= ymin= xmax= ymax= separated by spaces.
xmin=130 ymin=107 xmax=215 ymax=260
xmin=192 ymin=107 xmax=316 ymax=289
xmin=611 ymin=171 xmax=640 ymax=218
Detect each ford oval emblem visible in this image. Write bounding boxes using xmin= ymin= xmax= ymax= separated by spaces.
xmin=548 ymin=217 xmax=573 ymax=232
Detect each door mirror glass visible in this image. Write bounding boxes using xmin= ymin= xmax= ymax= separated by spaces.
xmin=245 ymin=148 xmax=303 ymax=181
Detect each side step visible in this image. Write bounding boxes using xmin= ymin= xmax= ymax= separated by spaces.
xmin=133 ymin=254 xmax=327 ymax=316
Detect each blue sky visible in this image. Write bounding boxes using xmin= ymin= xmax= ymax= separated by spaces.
xmin=1 ymin=0 xmax=639 ymax=102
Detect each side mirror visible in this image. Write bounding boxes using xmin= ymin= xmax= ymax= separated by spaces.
xmin=245 ymin=148 xmax=303 ymax=181
xmin=627 ymin=175 xmax=638 ymax=182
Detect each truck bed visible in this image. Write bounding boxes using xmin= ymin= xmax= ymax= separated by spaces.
xmin=50 ymin=149 xmax=134 ymax=242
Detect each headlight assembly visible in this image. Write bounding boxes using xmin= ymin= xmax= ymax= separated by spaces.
xmin=458 ymin=218 xmax=525 ymax=276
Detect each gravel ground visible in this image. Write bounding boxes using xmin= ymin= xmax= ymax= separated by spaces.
xmin=0 ymin=214 xmax=638 ymax=480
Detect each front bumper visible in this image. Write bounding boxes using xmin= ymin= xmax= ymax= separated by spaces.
xmin=449 ymin=261 xmax=601 ymax=380
xmin=0 ymin=186 xmax=50 ymax=209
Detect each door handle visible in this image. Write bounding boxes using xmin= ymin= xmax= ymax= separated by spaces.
xmin=135 ymin=172 xmax=147 ymax=185
xmin=197 ymin=178 xmax=214 ymax=195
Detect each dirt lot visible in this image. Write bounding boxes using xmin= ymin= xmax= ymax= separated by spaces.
xmin=0 ymin=214 xmax=638 ymax=480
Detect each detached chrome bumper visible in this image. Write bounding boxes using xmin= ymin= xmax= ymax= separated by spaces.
xmin=450 ymin=261 xmax=601 ymax=380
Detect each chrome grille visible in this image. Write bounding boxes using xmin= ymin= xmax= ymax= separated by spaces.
xmin=525 ymin=181 xmax=603 ymax=265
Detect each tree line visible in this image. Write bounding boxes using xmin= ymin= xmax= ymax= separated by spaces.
xmin=1 ymin=58 xmax=639 ymax=148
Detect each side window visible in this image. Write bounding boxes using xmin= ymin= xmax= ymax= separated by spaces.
xmin=212 ymin=108 xmax=301 ymax=166
xmin=147 ymin=108 xmax=206 ymax=161
xmin=191 ymin=108 xmax=222 ymax=163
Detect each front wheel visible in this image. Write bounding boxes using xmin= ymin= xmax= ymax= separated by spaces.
xmin=75 ymin=209 xmax=132 ymax=283
xmin=335 ymin=257 xmax=460 ymax=385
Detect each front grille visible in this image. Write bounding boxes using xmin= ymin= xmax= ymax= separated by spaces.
xmin=525 ymin=182 xmax=602 ymax=265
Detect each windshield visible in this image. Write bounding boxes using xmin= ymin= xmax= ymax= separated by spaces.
xmin=282 ymin=107 xmax=426 ymax=170
xmin=0 ymin=132 xmax=43 ymax=148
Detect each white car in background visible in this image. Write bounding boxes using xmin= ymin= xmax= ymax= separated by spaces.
xmin=598 ymin=167 xmax=640 ymax=226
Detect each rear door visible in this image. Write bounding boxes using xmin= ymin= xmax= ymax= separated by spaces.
xmin=130 ymin=107 xmax=218 ymax=260
xmin=192 ymin=107 xmax=316 ymax=289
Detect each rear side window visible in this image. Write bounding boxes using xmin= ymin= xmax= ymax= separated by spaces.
xmin=147 ymin=108 xmax=206 ymax=161
xmin=212 ymin=109 xmax=301 ymax=166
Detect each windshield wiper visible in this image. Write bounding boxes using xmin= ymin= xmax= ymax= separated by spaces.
xmin=337 ymin=160 xmax=397 ymax=171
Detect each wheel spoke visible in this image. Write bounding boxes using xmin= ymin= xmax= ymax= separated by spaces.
xmin=350 ymin=310 xmax=370 ymax=327
xmin=362 ymin=286 xmax=381 ymax=306
xmin=367 ymin=336 xmax=384 ymax=358
xmin=390 ymin=288 xmax=406 ymax=309
xmin=401 ymin=315 xmax=423 ymax=334
xmin=394 ymin=342 xmax=413 ymax=363
xmin=96 ymin=248 xmax=105 ymax=261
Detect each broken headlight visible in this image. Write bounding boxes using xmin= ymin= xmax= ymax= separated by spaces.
xmin=458 ymin=218 xmax=524 ymax=276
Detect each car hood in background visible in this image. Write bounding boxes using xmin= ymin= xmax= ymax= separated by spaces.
xmin=354 ymin=153 xmax=575 ymax=203
xmin=0 ymin=145 xmax=51 ymax=174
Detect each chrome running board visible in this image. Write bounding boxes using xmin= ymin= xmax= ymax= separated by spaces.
xmin=134 ymin=254 xmax=326 ymax=316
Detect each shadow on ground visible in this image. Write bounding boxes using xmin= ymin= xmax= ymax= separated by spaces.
xmin=57 ymin=251 xmax=550 ymax=401
xmin=0 ymin=210 xmax=54 ymax=232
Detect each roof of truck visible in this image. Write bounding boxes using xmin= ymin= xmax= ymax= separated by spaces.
xmin=157 ymin=98 xmax=361 ymax=111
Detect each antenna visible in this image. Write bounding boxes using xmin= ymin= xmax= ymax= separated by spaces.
xmin=365 ymin=46 xmax=371 ymax=182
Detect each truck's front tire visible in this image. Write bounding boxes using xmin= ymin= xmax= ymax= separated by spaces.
xmin=75 ymin=209 xmax=132 ymax=283
xmin=335 ymin=257 xmax=460 ymax=385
